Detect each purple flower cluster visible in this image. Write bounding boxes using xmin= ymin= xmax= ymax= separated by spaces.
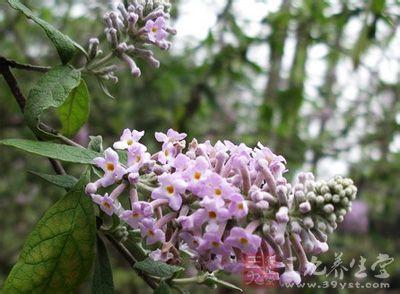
xmin=86 ymin=0 xmax=176 ymax=81
xmin=85 ymin=128 xmax=357 ymax=286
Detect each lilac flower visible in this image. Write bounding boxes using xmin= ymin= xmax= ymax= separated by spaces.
xmin=91 ymin=193 xmax=120 ymax=216
xmin=155 ymin=128 xmax=187 ymax=148
xmin=228 ymin=194 xmax=248 ymax=219
xmin=180 ymin=231 xmax=202 ymax=250
xmin=157 ymin=142 xmax=176 ymax=165
xmin=225 ymin=227 xmax=261 ymax=254
xmin=197 ymin=173 xmax=238 ymax=199
xmin=200 ymin=196 xmax=230 ymax=223
xmin=151 ymin=173 xmax=187 ymax=210
xmin=145 ymin=17 xmax=168 ymax=43
xmin=127 ymin=143 xmax=151 ymax=172
xmin=139 ymin=218 xmax=165 ymax=245
xmin=198 ymin=232 xmax=229 ymax=255
xmin=113 ymin=129 xmax=144 ymax=150
xmin=93 ymin=148 xmax=126 ymax=187
xmin=183 ymin=156 xmax=211 ymax=192
xmin=149 ymin=249 xmax=173 ymax=262
xmin=121 ymin=201 xmax=153 ymax=229
xmin=171 ymin=153 xmax=191 ymax=171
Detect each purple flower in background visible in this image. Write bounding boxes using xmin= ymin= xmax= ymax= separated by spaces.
xmin=145 ymin=17 xmax=168 ymax=43
xmin=225 ymin=227 xmax=261 ymax=254
xmin=155 ymin=128 xmax=187 ymax=148
xmin=139 ymin=218 xmax=165 ymax=245
xmin=151 ymin=173 xmax=187 ymax=210
xmin=113 ymin=129 xmax=144 ymax=150
xmin=93 ymin=148 xmax=126 ymax=187
xmin=91 ymin=193 xmax=120 ymax=216
xmin=121 ymin=201 xmax=153 ymax=229
xmin=340 ymin=200 xmax=369 ymax=233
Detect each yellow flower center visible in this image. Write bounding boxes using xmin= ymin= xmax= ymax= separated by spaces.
xmin=194 ymin=171 xmax=201 ymax=180
xmin=148 ymin=230 xmax=155 ymax=236
xmin=132 ymin=212 xmax=140 ymax=218
xmin=127 ymin=139 xmax=134 ymax=145
xmin=211 ymin=241 xmax=220 ymax=248
xmin=208 ymin=211 xmax=217 ymax=219
xmin=239 ymin=237 xmax=248 ymax=245
xmin=135 ymin=156 xmax=141 ymax=163
xmin=106 ymin=163 xmax=115 ymax=172
xmin=166 ymin=185 xmax=174 ymax=195
xmin=103 ymin=202 xmax=111 ymax=209
xmin=214 ymin=188 xmax=222 ymax=196
xmin=152 ymin=27 xmax=158 ymax=33
xmin=237 ymin=203 xmax=244 ymax=210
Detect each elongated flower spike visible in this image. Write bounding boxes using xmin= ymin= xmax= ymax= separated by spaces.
xmin=86 ymin=129 xmax=357 ymax=285
xmin=85 ymin=0 xmax=176 ymax=83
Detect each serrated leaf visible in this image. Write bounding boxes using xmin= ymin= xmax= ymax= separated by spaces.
xmin=88 ymin=136 xmax=103 ymax=153
xmin=92 ymin=235 xmax=114 ymax=294
xmin=134 ymin=258 xmax=184 ymax=278
xmin=8 ymin=0 xmax=76 ymax=64
xmin=0 ymin=139 xmax=102 ymax=164
xmin=3 ymin=171 xmax=96 ymax=293
xmin=154 ymin=280 xmax=171 ymax=294
xmin=59 ymin=79 xmax=90 ymax=137
xmin=29 ymin=171 xmax=78 ymax=189
xmin=24 ymin=66 xmax=81 ymax=136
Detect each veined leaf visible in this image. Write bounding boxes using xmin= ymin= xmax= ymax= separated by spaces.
xmin=29 ymin=171 xmax=78 ymax=189
xmin=133 ymin=258 xmax=184 ymax=278
xmin=3 ymin=171 xmax=96 ymax=293
xmin=59 ymin=79 xmax=90 ymax=137
xmin=24 ymin=66 xmax=81 ymax=135
xmin=8 ymin=0 xmax=77 ymax=64
xmin=0 ymin=139 xmax=102 ymax=164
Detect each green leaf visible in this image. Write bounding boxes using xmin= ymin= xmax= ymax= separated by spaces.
xmin=59 ymin=79 xmax=90 ymax=137
xmin=8 ymin=0 xmax=76 ymax=64
xmin=154 ymin=280 xmax=171 ymax=294
xmin=134 ymin=258 xmax=184 ymax=278
xmin=29 ymin=171 xmax=78 ymax=189
xmin=92 ymin=235 xmax=114 ymax=294
xmin=0 ymin=139 xmax=102 ymax=164
xmin=3 ymin=171 xmax=96 ymax=293
xmin=88 ymin=136 xmax=103 ymax=153
xmin=24 ymin=66 xmax=81 ymax=135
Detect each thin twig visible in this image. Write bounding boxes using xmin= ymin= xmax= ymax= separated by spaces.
xmin=104 ymin=234 xmax=158 ymax=289
xmin=0 ymin=56 xmax=50 ymax=73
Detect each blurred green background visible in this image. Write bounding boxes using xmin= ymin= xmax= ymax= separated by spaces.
xmin=0 ymin=0 xmax=399 ymax=292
